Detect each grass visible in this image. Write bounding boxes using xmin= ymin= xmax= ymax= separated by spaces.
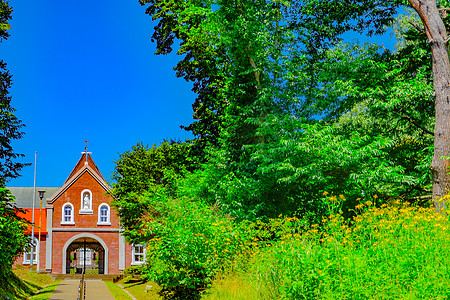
xmin=0 ymin=266 xmax=58 ymax=300
xmin=104 ymin=281 xmax=134 ymax=300
xmin=204 ymin=199 xmax=450 ymax=299
xmin=114 ymin=276 xmax=162 ymax=300
xmin=29 ymin=281 xmax=61 ymax=300
xmin=202 ymin=273 xmax=261 ymax=300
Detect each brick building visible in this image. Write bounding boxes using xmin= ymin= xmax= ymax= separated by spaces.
xmin=10 ymin=152 xmax=144 ymax=274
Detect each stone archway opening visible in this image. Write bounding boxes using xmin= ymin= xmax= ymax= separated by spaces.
xmin=65 ymin=237 xmax=105 ymax=274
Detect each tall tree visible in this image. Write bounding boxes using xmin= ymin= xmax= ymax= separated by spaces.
xmin=293 ymin=0 xmax=450 ymax=208
xmin=0 ymin=0 xmax=30 ymax=281
xmin=0 ymin=0 xmax=27 ymax=186
xmin=408 ymin=0 xmax=450 ymax=209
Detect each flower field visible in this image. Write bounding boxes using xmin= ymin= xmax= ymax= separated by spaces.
xmin=204 ymin=197 xmax=450 ymax=299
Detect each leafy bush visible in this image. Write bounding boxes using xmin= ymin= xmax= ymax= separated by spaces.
xmin=123 ymin=265 xmax=143 ymax=276
xmin=0 ymin=187 xmax=28 ymax=278
xmin=139 ymin=191 xmax=256 ymax=299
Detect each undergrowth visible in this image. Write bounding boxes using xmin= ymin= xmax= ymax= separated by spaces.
xmin=206 ymin=195 xmax=450 ymax=299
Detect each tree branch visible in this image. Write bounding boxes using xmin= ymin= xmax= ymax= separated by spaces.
xmin=398 ymin=111 xmax=434 ymax=136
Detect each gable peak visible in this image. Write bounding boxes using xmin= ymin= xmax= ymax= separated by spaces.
xmin=65 ymin=152 xmax=105 ymax=183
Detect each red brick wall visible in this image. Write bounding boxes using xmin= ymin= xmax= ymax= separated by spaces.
xmin=14 ymin=163 xmax=137 ymax=274
xmin=52 ymin=172 xmax=118 ymax=229
xmin=50 ymin=171 xmax=123 ymax=274
xmin=51 ymin=231 xmax=120 ymax=274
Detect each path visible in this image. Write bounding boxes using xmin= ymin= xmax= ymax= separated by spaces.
xmin=48 ymin=279 xmax=114 ymax=300
xmin=48 ymin=280 xmax=79 ymax=300
xmin=84 ymin=280 xmax=114 ymax=300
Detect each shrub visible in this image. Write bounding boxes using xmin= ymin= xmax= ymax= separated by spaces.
xmin=140 ymin=192 xmax=256 ymax=299
xmin=123 ymin=265 xmax=143 ymax=276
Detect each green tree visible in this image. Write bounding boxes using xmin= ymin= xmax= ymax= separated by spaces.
xmin=0 ymin=0 xmax=29 ymax=283
xmin=1 ymin=2 xmax=27 ymax=185
xmin=292 ymin=0 xmax=450 ymax=207
xmin=111 ymin=141 xmax=198 ymax=243
xmin=0 ymin=187 xmax=28 ymax=278
xmin=134 ymin=0 xmax=437 ymax=221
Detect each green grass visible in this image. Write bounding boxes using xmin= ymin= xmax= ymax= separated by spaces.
xmin=104 ymin=281 xmax=134 ymax=300
xmin=202 ymin=273 xmax=261 ymax=300
xmin=115 ymin=276 xmax=162 ymax=300
xmin=205 ymin=200 xmax=450 ymax=299
xmin=0 ymin=266 xmax=57 ymax=300
xmin=29 ymin=281 xmax=61 ymax=300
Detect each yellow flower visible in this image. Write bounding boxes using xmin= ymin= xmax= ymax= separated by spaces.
xmin=373 ymin=194 xmax=378 ymax=199
xmin=355 ymin=203 xmax=364 ymax=210
xmin=329 ymin=196 xmax=338 ymax=202
xmin=339 ymin=194 xmax=346 ymax=200
xmin=323 ymin=191 xmax=329 ymax=196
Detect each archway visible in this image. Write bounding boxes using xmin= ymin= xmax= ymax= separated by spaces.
xmin=62 ymin=233 xmax=109 ymax=274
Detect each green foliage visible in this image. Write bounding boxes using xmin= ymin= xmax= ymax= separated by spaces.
xmin=123 ymin=265 xmax=144 ymax=276
xmin=0 ymin=0 xmax=12 ymax=42
xmin=209 ymin=198 xmax=450 ymax=299
xmin=139 ymin=190 xmax=256 ymax=299
xmin=0 ymin=187 xmax=28 ymax=278
xmin=124 ymin=0 xmax=435 ymax=223
xmin=0 ymin=2 xmax=28 ymax=186
xmin=111 ymin=141 xmax=198 ymax=243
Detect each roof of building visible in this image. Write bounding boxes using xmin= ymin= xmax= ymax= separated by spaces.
xmin=47 ymin=154 xmax=111 ymax=205
xmin=65 ymin=153 xmax=105 ymax=183
xmin=7 ymin=187 xmax=60 ymax=209
xmin=16 ymin=208 xmax=47 ymax=235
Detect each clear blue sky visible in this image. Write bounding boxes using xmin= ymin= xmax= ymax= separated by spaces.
xmin=2 ymin=1 xmax=195 ymax=187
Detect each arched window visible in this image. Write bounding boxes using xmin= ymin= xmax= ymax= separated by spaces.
xmin=62 ymin=203 xmax=74 ymax=224
xmin=23 ymin=237 xmax=38 ymax=264
xmin=80 ymin=189 xmax=93 ymax=214
xmin=97 ymin=203 xmax=111 ymax=225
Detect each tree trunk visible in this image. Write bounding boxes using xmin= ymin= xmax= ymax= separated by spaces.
xmin=409 ymin=0 xmax=450 ymax=210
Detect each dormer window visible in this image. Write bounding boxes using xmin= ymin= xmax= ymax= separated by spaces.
xmin=97 ymin=203 xmax=111 ymax=225
xmin=79 ymin=189 xmax=93 ymax=214
xmin=61 ymin=203 xmax=75 ymax=225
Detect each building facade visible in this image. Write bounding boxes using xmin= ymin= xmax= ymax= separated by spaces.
xmin=10 ymin=153 xmax=144 ymax=274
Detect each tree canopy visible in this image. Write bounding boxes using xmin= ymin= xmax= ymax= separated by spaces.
xmin=109 ymin=0 xmax=440 ymax=226
xmin=0 ymin=0 xmax=30 ymax=280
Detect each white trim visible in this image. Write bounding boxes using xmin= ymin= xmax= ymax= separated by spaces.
xmin=119 ymin=233 xmax=125 ymax=271
xmin=47 ymin=166 xmax=111 ymax=205
xmin=45 ymin=206 xmax=53 ymax=271
xmin=131 ymin=244 xmax=146 ymax=265
xmin=97 ymin=203 xmax=111 ymax=225
xmin=23 ymin=237 xmax=39 ymax=264
xmin=79 ymin=189 xmax=93 ymax=214
xmin=61 ymin=202 xmax=75 ymax=225
xmin=62 ymin=233 xmax=109 ymax=274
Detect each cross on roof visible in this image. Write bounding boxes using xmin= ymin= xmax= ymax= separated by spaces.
xmin=81 ymin=139 xmax=92 ymax=165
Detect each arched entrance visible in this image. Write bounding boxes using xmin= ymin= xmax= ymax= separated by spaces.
xmin=62 ymin=233 xmax=109 ymax=274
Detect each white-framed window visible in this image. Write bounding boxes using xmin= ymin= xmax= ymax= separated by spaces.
xmin=80 ymin=189 xmax=93 ymax=214
xmin=23 ymin=237 xmax=38 ymax=264
xmin=97 ymin=203 xmax=111 ymax=225
xmin=131 ymin=244 xmax=146 ymax=265
xmin=61 ymin=202 xmax=75 ymax=225
xmin=78 ymin=248 xmax=92 ymax=266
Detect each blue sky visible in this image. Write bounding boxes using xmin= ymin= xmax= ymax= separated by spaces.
xmin=3 ymin=1 xmax=195 ymax=187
